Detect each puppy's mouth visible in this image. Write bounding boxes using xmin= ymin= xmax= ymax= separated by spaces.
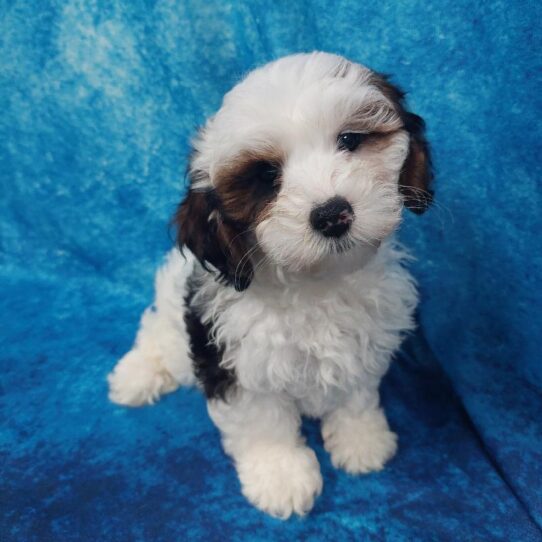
xmin=302 ymin=233 xmax=381 ymax=279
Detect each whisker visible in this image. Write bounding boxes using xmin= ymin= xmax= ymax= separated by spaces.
xmin=226 ymin=225 xmax=258 ymax=252
xmin=234 ymin=243 xmax=261 ymax=284
xmin=398 ymin=184 xmax=454 ymax=226
xmin=252 ymin=253 xmax=272 ymax=276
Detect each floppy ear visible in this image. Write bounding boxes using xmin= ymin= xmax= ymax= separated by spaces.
xmin=399 ymin=112 xmax=433 ymax=214
xmin=173 ymin=179 xmax=254 ymax=292
xmin=371 ymin=73 xmax=433 ymax=214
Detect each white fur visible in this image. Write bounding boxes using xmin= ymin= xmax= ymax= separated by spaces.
xmin=108 ymin=250 xmax=195 ymax=406
xmin=321 ymin=390 xmax=398 ymax=474
xmin=108 ymin=52 xmax=421 ymax=518
xmin=208 ymin=389 xmax=322 ymax=518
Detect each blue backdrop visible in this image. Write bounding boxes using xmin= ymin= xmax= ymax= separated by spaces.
xmin=1 ymin=1 xmax=541 ymax=540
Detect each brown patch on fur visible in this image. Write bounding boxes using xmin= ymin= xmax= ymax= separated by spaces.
xmin=214 ymin=149 xmax=284 ymax=226
xmin=348 ymin=102 xmax=403 ymax=133
xmin=173 ymin=152 xmax=282 ymax=291
xmin=362 ymin=131 xmax=401 ymax=151
xmin=398 ymin=134 xmax=433 ymax=213
xmin=174 ymin=189 xmax=210 ymax=259
xmin=173 ymin=147 xmax=285 ymax=291
xmin=173 ymin=164 xmax=255 ymax=291
xmin=369 ymin=72 xmax=434 ymax=213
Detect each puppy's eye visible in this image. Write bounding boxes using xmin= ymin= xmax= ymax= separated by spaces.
xmin=252 ymin=161 xmax=280 ymax=184
xmin=238 ymin=160 xmax=281 ymax=198
xmin=337 ymin=132 xmax=366 ymax=152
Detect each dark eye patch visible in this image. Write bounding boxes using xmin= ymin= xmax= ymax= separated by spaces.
xmin=247 ymin=160 xmax=280 ymax=185
xmin=337 ymin=132 xmax=368 ymax=152
xmin=238 ymin=160 xmax=281 ymax=198
xmin=214 ymin=155 xmax=283 ymax=226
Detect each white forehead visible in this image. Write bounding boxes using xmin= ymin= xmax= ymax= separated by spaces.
xmin=223 ymin=53 xmax=374 ymax=122
xmin=192 ymin=52 xmax=394 ymax=183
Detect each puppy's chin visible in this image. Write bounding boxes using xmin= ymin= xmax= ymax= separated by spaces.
xmin=254 ymin=240 xmax=380 ymax=284
xmin=304 ymin=242 xmax=380 ymax=279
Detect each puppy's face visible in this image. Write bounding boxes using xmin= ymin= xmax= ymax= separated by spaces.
xmin=176 ymin=53 xmax=432 ymax=290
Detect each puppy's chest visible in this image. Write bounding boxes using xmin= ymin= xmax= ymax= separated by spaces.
xmin=215 ymin=281 xmax=386 ymax=397
xmin=230 ymin=284 xmax=367 ymax=344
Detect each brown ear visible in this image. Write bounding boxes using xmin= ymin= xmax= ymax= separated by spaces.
xmin=173 ymin=186 xmax=253 ymax=292
xmin=399 ymin=113 xmax=433 ymax=214
xmin=370 ymin=73 xmax=433 ymax=214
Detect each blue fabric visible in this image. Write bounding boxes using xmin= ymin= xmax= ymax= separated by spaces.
xmin=1 ymin=1 xmax=541 ymax=540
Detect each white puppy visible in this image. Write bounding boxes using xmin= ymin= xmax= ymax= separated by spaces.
xmin=108 ymin=52 xmax=433 ymax=519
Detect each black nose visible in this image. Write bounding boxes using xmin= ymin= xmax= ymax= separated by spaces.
xmin=310 ymin=197 xmax=354 ymax=238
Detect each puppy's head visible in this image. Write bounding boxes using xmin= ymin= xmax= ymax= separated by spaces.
xmin=174 ymin=52 xmax=432 ymax=290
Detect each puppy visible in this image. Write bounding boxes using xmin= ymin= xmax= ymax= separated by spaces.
xmin=108 ymin=52 xmax=432 ymax=519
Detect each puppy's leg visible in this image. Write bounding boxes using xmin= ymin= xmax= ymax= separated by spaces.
xmin=108 ymin=249 xmax=196 ymax=406
xmin=208 ymin=389 xmax=322 ymax=519
xmin=321 ymin=387 xmax=397 ymax=474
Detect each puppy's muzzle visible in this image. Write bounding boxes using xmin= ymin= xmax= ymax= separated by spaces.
xmin=310 ymin=197 xmax=354 ymax=238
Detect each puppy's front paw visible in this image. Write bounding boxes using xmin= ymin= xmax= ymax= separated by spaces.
xmin=108 ymin=349 xmax=178 ymax=407
xmin=237 ymin=444 xmax=323 ymax=519
xmin=322 ymin=407 xmax=397 ymax=474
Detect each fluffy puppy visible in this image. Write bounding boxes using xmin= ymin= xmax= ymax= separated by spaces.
xmin=108 ymin=52 xmax=432 ymax=519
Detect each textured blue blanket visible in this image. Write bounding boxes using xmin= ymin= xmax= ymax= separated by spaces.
xmin=1 ymin=1 xmax=541 ymax=540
